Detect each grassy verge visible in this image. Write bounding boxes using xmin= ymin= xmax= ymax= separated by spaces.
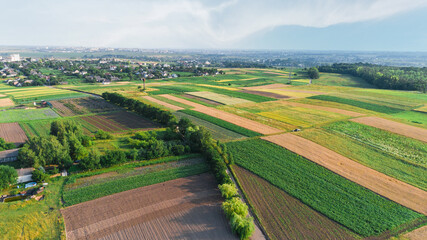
xmin=63 ymin=162 xmax=209 ymax=206
xmin=308 ymin=95 xmax=404 ymax=114
xmin=226 ymin=139 xmax=423 ymax=237
xmin=179 ymin=109 xmax=262 ymax=137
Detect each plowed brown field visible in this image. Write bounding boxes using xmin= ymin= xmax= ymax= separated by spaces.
xmin=62 ymin=173 xmax=237 ymax=240
xmin=142 ymin=96 xmax=184 ymax=111
xmin=262 ymin=133 xmax=427 ymax=215
xmin=350 ymin=116 xmax=427 ymax=142
xmin=404 ymin=225 xmax=427 ymax=240
xmin=80 ymin=111 xmax=158 ymax=132
xmin=160 ymin=94 xmax=282 ymax=135
xmin=0 ymin=122 xmax=28 ymax=146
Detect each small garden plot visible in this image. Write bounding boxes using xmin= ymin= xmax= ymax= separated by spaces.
xmin=51 ymin=97 xmax=120 ymax=116
xmin=0 ymin=122 xmax=28 ymax=146
xmin=80 ymin=111 xmax=159 ymax=132
xmin=186 ymin=91 xmax=253 ymax=105
xmin=226 ymin=139 xmax=424 ymax=237
xmin=62 ymin=173 xmax=235 ymax=240
xmin=232 ymin=165 xmax=356 ymax=240
xmin=0 ymin=108 xmax=59 ymax=123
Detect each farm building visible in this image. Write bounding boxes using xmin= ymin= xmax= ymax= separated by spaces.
xmin=17 ymin=168 xmax=34 ymax=183
xmin=0 ymin=149 xmax=19 ymax=163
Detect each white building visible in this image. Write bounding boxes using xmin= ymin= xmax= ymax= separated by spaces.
xmin=10 ymin=54 xmax=21 ymax=62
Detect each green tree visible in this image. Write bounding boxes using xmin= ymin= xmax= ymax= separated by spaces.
xmin=0 ymin=165 xmax=18 ymax=190
xmin=79 ymin=149 xmax=101 ymax=170
xmin=32 ymin=169 xmax=49 ymax=182
xmin=0 ymin=138 xmax=15 ymax=151
xmin=308 ymin=67 xmax=320 ymax=79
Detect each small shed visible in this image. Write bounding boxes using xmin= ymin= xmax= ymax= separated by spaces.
xmin=0 ymin=149 xmax=19 ymax=163
xmin=17 ymin=168 xmax=34 ymax=183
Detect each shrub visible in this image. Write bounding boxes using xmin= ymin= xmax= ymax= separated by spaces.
xmin=94 ymin=130 xmax=113 ymax=140
xmin=222 ymin=197 xmax=248 ymax=219
xmin=230 ymin=213 xmax=255 ymax=240
xmin=32 ymin=169 xmax=49 ymax=182
xmin=171 ymin=144 xmax=186 ymax=155
xmin=219 ymin=183 xmax=238 ymax=199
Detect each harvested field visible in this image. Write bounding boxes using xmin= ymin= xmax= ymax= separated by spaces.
xmin=281 ymin=101 xmax=364 ymax=117
xmin=233 ymin=165 xmax=356 ymax=240
xmin=181 ymin=93 xmax=223 ymax=106
xmin=262 ymin=71 xmax=289 ymax=76
xmin=142 ymin=96 xmax=184 ymax=111
xmin=404 ymin=225 xmax=427 ymax=240
xmin=0 ymin=122 xmax=28 ymax=146
xmin=262 ymin=133 xmax=427 ymax=215
xmin=80 ymin=111 xmax=158 ymax=133
xmin=62 ymin=173 xmax=236 ymax=240
xmin=239 ymin=90 xmax=290 ymax=99
xmin=160 ymin=94 xmax=282 ymax=135
xmin=51 ymin=97 xmax=119 ymax=116
xmin=185 ymin=91 xmax=253 ymax=105
xmin=242 ymin=83 xmax=290 ymax=90
xmin=350 ymin=117 xmax=427 ymax=142
xmin=0 ymin=98 xmax=14 ymax=107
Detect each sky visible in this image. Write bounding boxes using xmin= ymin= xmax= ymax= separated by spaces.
xmin=1 ymin=0 xmax=427 ymax=51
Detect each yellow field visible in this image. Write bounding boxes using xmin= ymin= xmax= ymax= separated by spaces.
xmin=186 ymin=91 xmax=252 ymax=105
xmin=260 ymin=89 xmax=315 ymax=98
xmin=195 ymin=84 xmax=240 ymax=91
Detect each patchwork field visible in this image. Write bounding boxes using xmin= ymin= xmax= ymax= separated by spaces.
xmin=0 ymin=122 xmax=28 ymax=146
xmin=0 ymin=108 xmax=59 ymax=123
xmin=142 ymin=96 xmax=184 ymax=111
xmin=262 ymin=133 xmax=427 ymax=215
xmin=232 ymin=165 xmax=356 ymax=240
xmin=350 ymin=116 xmax=427 ymax=142
xmin=0 ymin=86 xmax=87 ymax=103
xmin=62 ymin=173 xmax=236 ymax=240
xmin=80 ymin=111 xmax=159 ymax=133
xmin=226 ymin=139 xmax=424 ymax=237
xmin=185 ymin=91 xmax=252 ymax=105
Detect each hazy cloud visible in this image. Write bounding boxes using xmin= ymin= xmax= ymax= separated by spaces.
xmin=1 ymin=0 xmax=426 ymax=48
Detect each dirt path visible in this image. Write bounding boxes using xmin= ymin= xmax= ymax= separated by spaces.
xmin=350 ymin=117 xmax=427 ymax=143
xmin=403 ymin=225 xmax=427 ymax=240
xmin=160 ymin=94 xmax=282 ymax=135
xmin=279 ymin=101 xmax=365 ymax=117
xmin=262 ymin=133 xmax=427 ymax=215
xmin=62 ymin=173 xmax=237 ymax=240
xmin=142 ymin=96 xmax=184 ymax=111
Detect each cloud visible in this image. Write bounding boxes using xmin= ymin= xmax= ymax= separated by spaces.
xmin=1 ymin=0 xmax=426 ymax=48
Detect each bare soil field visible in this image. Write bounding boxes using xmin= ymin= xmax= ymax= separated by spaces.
xmin=51 ymin=97 xmax=119 ymax=116
xmin=181 ymin=93 xmax=223 ymax=106
xmin=0 ymin=98 xmax=14 ymax=107
xmin=61 ymin=173 xmax=237 ymax=240
xmin=242 ymin=84 xmax=290 ymax=90
xmin=161 ymin=94 xmax=282 ymax=135
xmin=280 ymin=101 xmax=365 ymax=117
xmin=403 ymin=225 xmax=427 ymax=240
xmin=185 ymin=91 xmax=252 ymax=105
xmin=262 ymin=71 xmax=289 ymax=76
xmin=81 ymin=111 xmax=158 ymax=132
xmin=350 ymin=117 xmax=427 ymax=142
xmin=262 ymin=133 xmax=427 ymax=215
xmin=0 ymin=122 xmax=28 ymax=146
xmin=142 ymin=96 xmax=184 ymax=111
xmin=239 ymin=90 xmax=290 ymax=99
xmin=233 ymin=165 xmax=356 ymax=240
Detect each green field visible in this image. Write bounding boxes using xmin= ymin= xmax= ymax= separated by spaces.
xmin=312 ymin=73 xmax=374 ymax=88
xmin=0 ymin=108 xmax=59 ymax=123
xmin=63 ymin=160 xmax=209 ymax=206
xmin=179 ymin=109 xmax=261 ymax=137
xmin=297 ymin=122 xmax=427 ymax=190
xmin=0 ymin=86 xmax=87 ymax=103
xmin=226 ymin=139 xmax=423 ymax=237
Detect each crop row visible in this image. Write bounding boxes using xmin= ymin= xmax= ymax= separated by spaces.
xmin=225 ymin=139 xmax=422 ymax=237
xmin=308 ymin=95 xmax=404 ymax=114
xmin=179 ymin=109 xmax=261 ymax=137
xmin=63 ymin=162 xmax=209 ymax=206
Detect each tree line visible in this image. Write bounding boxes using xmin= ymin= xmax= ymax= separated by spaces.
xmin=318 ymin=63 xmax=427 ymax=92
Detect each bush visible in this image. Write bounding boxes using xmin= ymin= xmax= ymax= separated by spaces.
xmin=171 ymin=144 xmax=186 ymax=155
xmin=94 ymin=130 xmax=113 ymax=140
xmin=100 ymin=150 xmax=127 ymax=167
xmin=0 ymin=165 xmax=18 ymax=190
xmin=32 ymin=169 xmax=49 ymax=182
xmin=0 ymin=138 xmax=15 ymax=151
xmin=219 ymin=183 xmax=238 ymax=199
xmin=80 ymin=150 xmax=101 ymax=170
xmin=222 ymin=197 xmax=248 ymax=219
xmin=230 ymin=213 xmax=255 ymax=240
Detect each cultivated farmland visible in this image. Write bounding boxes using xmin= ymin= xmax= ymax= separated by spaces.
xmin=0 ymin=108 xmax=59 ymax=123
xmin=0 ymin=86 xmax=87 ymax=103
xmin=80 ymin=111 xmax=159 ymax=133
xmin=0 ymin=98 xmax=14 ymax=107
xmin=62 ymin=173 xmax=236 ymax=240
xmin=232 ymin=165 xmax=356 ymax=240
xmin=185 ymin=91 xmax=253 ymax=105
xmin=226 ymin=139 xmax=423 ymax=237
xmin=51 ymin=97 xmax=120 ymax=116
xmin=0 ymin=122 xmax=28 ymax=146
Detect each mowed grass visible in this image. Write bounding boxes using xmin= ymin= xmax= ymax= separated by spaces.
xmin=226 ymin=139 xmax=423 ymax=237
xmin=390 ymin=111 xmax=427 ymax=129
xmin=309 ymin=95 xmax=404 ymax=114
xmin=179 ymin=109 xmax=261 ymax=137
xmin=63 ymin=161 xmax=209 ymax=206
xmin=174 ymin=112 xmax=246 ymax=141
xmin=297 ymin=122 xmax=427 ymax=190
xmin=19 ymin=117 xmax=98 ymax=137
xmin=0 ymin=108 xmax=59 ymax=123
xmin=0 ymin=178 xmax=65 ymax=239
